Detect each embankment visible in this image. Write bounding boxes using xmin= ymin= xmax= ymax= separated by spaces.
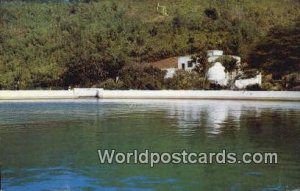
xmin=0 ymin=89 xmax=300 ymax=101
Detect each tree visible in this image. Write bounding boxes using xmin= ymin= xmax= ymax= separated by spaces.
xmin=190 ymin=50 xmax=211 ymax=88
xmin=165 ymin=70 xmax=206 ymax=90
xmin=217 ymin=56 xmax=239 ymax=73
xmin=216 ymin=55 xmax=240 ymax=89
xmin=187 ymin=35 xmax=197 ymax=54
xmin=172 ymin=14 xmax=183 ymax=33
xmin=247 ymin=22 xmax=300 ymax=80
xmin=204 ymin=8 xmax=219 ymax=20
xmin=98 ymin=78 xmax=124 ymax=90
xmin=282 ymin=73 xmax=300 ymax=90
xmin=192 ymin=50 xmax=210 ymax=77
xmin=119 ymin=64 xmax=165 ymax=90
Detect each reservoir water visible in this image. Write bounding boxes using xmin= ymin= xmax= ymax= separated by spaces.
xmin=0 ymin=100 xmax=300 ymax=191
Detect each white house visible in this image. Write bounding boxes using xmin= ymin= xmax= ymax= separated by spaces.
xmin=206 ymin=50 xmax=261 ymax=89
xmin=177 ymin=56 xmax=197 ymax=71
xmin=149 ymin=50 xmax=262 ymax=89
xmin=159 ymin=56 xmax=196 ymax=78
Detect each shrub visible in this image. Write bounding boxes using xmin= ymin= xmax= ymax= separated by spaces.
xmin=97 ymin=79 xmax=124 ymax=90
xmin=204 ymin=8 xmax=219 ymax=20
xmin=245 ymin=84 xmax=262 ymax=91
xmin=216 ymin=56 xmax=239 ymax=73
xmin=165 ymin=70 xmax=206 ymax=90
xmin=282 ymin=73 xmax=300 ymax=90
xmin=209 ymin=83 xmax=223 ymax=90
xmin=120 ymin=64 xmax=165 ymax=90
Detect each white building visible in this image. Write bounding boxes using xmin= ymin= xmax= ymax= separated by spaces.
xmin=177 ymin=56 xmax=197 ymax=71
xmin=207 ymin=50 xmax=224 ymax=63
xmin=206 ymin=50 xmax=241 ymax=86
xmin=207 ymin=62 xmax=228 ymax=86
xmin=207 ymin=50 xmax=241 ymax=63
xmin=234 ymin=74 xmax=262 ymax=89
xmin=149 ymin=50 xmax=262 ymax=89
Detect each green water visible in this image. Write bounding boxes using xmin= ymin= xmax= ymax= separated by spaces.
xmin=0 ymin=100 xmax=300 ymax=191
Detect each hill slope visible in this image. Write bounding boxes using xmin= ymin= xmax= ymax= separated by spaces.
xmin=0 ymin=0 xmax=299 ymax=89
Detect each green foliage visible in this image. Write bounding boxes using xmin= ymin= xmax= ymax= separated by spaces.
xmin=282 ymin=73 xmax=300 ymax=90
xmin=191 ymin=50 xmax=210 ymax=77
xmin=260 ymin=74 xmax=283 ymax=91
xmin=172 ymin=15 xmax=183 ymax=31
xmin=245 ymin=84 xmax=262 ymax=91
xmin=98 ymin=78 xmax=124 ymax=90
xmin=165 ymin=70 xmax=206 ymax=90
xmin=0 ymin=0 xmax=299 ymax=90
xmin=216 ymin=56 xmax=239 ymax=73
xmin=204 ymin=8 xmax=219 ymax=20
xmin=240 ymin=69 xmax=259 ymax=79
xmin=119 ymin=64 xmax=165 ymax=90
xmin=248 ymin=22 xmax=300 ymax=80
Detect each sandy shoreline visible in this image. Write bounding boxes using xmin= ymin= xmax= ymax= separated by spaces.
xmin=0 ymin=89 xmax=300 ymax=101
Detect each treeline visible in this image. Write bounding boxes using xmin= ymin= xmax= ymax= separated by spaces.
xmin=0 ymin=0 xmax=299 ymax=90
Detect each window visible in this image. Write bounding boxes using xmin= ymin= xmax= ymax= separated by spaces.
xmin=188 ymin=61 xmax=193 ymax=68
xmin=181 ymin=63 xmax=185 ymax=70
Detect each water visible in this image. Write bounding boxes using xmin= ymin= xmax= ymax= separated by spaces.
xmin=0 ymin=99 xmax=300 ymax=191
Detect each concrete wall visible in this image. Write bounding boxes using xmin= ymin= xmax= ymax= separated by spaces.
xmin=0 ymin=90 xmax=76 ymax=100
xmin=73 ymin=88 xmax=101 ymax=97
xmin=1 ymin=89 xmax=299 ymax=101
xmin=101 ymin=90 xmax=300 ymax=101
xmin=0 ymin=88 xmax=101 ymax=100
xmin=235 ymin=74 xmax=262 ymax=89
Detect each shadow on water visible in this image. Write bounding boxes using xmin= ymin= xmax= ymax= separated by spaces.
xmin=0 ymin=100 xmax=300 ymax=191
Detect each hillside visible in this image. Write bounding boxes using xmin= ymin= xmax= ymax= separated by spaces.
xmin=0 ymin=0 xmax=299 ymax=89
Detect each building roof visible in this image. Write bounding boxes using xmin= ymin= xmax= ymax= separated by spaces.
xmin=148 ymin=57 xmax=178 ymax=69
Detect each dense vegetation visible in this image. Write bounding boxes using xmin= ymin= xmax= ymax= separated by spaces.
xmin=0 ymin=0 xmax=299 ymax=90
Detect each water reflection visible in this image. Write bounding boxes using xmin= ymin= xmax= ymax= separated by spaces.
xmin=136 ymin=100 xmax=298 ymax=136
xmin=166 ymin=101 xmax=245 ymax=135
xmin=0 ymin=100 xmax=300 ymax=191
